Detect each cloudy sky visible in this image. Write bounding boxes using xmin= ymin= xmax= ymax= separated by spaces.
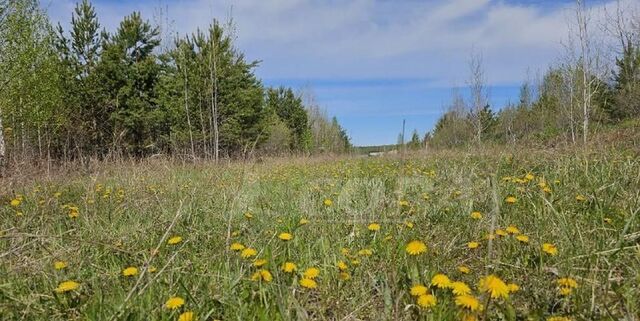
xmin=44 ymin=0 xmax=625 ymax=146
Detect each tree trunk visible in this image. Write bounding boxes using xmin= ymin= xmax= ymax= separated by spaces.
xmin=210 ymin=29 xmax=220 ymax=163
xmin=183 ymin=57 xmax=196 ymax=160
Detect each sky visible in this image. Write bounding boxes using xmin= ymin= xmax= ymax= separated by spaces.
xmin=43 ymin=0 xmax=626 ymax=146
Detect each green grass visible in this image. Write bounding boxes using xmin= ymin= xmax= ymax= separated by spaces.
xmin=1 ymin=147 xmax=639 ymax=320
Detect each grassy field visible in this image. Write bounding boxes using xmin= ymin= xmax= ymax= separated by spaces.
xmin=1 ymin=146 xmax=639 ymax=321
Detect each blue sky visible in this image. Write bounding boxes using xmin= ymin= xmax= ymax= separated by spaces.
xmin=44 ymin=0 xmax=625 ymax=146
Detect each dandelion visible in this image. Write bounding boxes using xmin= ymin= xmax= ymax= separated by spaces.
xmin=516 ymin=235 xmax=530 ymax=243
xmin=299 ymin=278 xmax=317 ymax=289
xmin=410 ymin=284 xmax=428 ymax=296
xmin=167 ymin=236 xmax=183 ymax=245
xmin=603 ymin=217 xmax=612 ymax=224
xmin=505 ymin=196 xmax=517 ymax=204
xmin=451 ymin=281 xmax=472 ymax=296
xmin=505 ymin=225 xmax=520 ymax=234
xmin=467 ymin=241 xmax=480 ymax=249
xmin=575 ymin=194 xmax=586 ymax=202
xmin=558 ymin=287 xmax=573 ymax=296
xmin=241 ymin=248 xmax=257 ymax=258
xmin=557 ymin=277 xmax=578 ymax=289
xmin=547 ymin=317 xmax=572 ymax=321
xmin=508 ymin=283 xmax=520 ymax=293
xmin=244 ymin=212 xmax=253 ymax=219
xmin=495 ymin=229 xmax=508 ymax=237
xmin=303 ymin=267 xmax=320 ymax=279
xmin=455 ymin=295 xmax=482 ymax=312
xmin=55 ymin=280 xmax=79 ymax=293
xmin=282 ymin=262 xmax=297 ymax=273
xmin=337 ymin=261 xmax=348 ymax=271
xmin=367 ymin=223 xmax=381 ymax=231
xmin=68 ymin=206 xmax=79 ymax=219
xmin=278 ymin=232 xmax=293 ymax=241
xmin=470 ymin=211 xmax=482 ymax=219
xmin=165 ymin=296 xmax=185 ymax=310
xmin=458 ymin=266 xmax=471 ymax=274
xmin=299 ymin=218 xmax=309 ymax=225
xmin=122 ymin=267 xmax=138 ymax=277
xmin=478 ymin=275 xmax=509 ymax=299
xmin=339 ymin=272 xmax=351 ymax=280
xmin=405 ymin=240 xmax=427 ymax=255
xmin=542 ymin=243 xmax=558 ymax=256
xmin=405 ymin=221 xmax=414 ymax=229
xmin=525 ymin=173 xmax=535 ymax=181
xmin=431 ymin=274 xmax=451 ymax=289
xmin=417 ymin=294 xmax=437 ymax=309
xmin=323 ymin=199 xmax=333 ymax=206
xmin=358 ymin=248 xmax=373 ymax=256
xmin=10 ymin=199 xmax=21 ymax=207
xmin=340 ymin=248 xmax=350 ymax=255
xmin=251 ymin=269 xmax=273 ymax=282
xmin=230 ymin=242 xmax=245 ymax=251
xmin=178 ymin=311 xmax=195 ymax=321
xmin=148 ymin=266 xmax=157 ymax=273
xmin=398 ymin=200 xmax=409 ymax=207
xmin=54 ymin=261 xmax=67 ymax=270
xmin=253 ymin=259 xmax=267 ymax=267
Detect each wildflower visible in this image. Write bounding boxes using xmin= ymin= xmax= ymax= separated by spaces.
xmin=508 ymin=283 xmax=520 ymax=293
xmin=165 ymin=296 xmax=185 ymax=310
xmin=241 ymin=248 xmax=257 ymax=258
xmin=251 ymin=269 xmax=273 ymax=282
xmin=299 ymin=278 xmax=318 ymax=289
xmin=410 ymin=284 xmax=428 ymax=296
xmin=167 ymin=236 xmax=183 ymax=245
xmin=495 ymin=229 xmax=508 ymax=237
xmin=458 ymin=266 xmax=471 ymax=274
xmin=54 ymin=261 xmax=67 ymax=270
xmin=253 ymin=259 xmax=267 ymax=267
xmin=417 ymin=294 xmax=437 ymax=309
xmin=303 ymin=267 xmax=320 ymax=279
xmin=542 ymin=243 xmax=558 ymax=256
xmin=337 ymin=261 xmax=348 ymax=271
xmin=505 ymin=196 xmax=517 ymax=204
xmin=55 ymin=280 xmax=79 ymax=293
xmin=525 ymin=173 xmax=535 ymax=181
xmin=431 ymin=274 xmax=451 ymax=289
xmin=604 ymin=217 xmax=612 ymax=224
xmin=278 ymin=232 xmax=293 ymax=241
xmin=398 ymin=200 xmax=409 ymax=207
xmin=358 ymin=248 xmax=373 ymax=256
xmin=351 ymin=259 xmax=360 ymax=266
xmin=383 ymin=234 xmax=393 ymax=241
xmin=406 ymin=240 xmax=427 ymax=255
xmin=282 ymin=262 xmax=297 ymax=273
xmin=10 ymin=199 xmax=21 ymax=207
xmin=478 ymin=275 xmax=509 ymax=299
xmin=230 ymin=242 xmax=245 ymax=251
xmin=178 ymin=311 xmax=195 ymax=321
xmin=148 ymin=266 xmax=157 ymax=273
xmin=455 ymin=295 xmax=482 ymax=312
xmin=340 ymin=247 xmax=350 ymax=255
xmin=505 ymin=225 xmax=520 ymax=234
xmin=451 ymin=281 xmax=472 ymax=296
xmin=323 ymin=199 xmax=333 ymax=206
xmin=68 ymin=206 xmax=79 ymax=219
xmin=516 ymin=235 xmax=530 ymax=243
xmin=122 ymin=267 xmax=138 ymax=277
xmin=339 ymin=272 xmax=351 ymax=280
xmin=470 ymin=211 xmax=482 ymax=219
xmin=575 ymin=194 xmax=586 ymax=202
xmin=467 ymin=241 xmax=480 ymax=249
xmin=244 ymin=212 xmax=253 ymax=219
xmin=405 ymin=221 xmax=414 ymax=229
xmin=558 ymin=287 xmax=573 ymax=296
xmin=367 ymin=223 xmax=381 ymax=231
xmin=299 ymin=218 xmax=309 ymax=225
xmin=547 ymin=317 xmax=572 ymax=321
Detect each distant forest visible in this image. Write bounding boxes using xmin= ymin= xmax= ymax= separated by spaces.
xmin=0 ymin=0 xmax=351 ymax=169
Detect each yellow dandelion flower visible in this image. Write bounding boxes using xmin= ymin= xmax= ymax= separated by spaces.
xmin=458 ymin=266 xmax=471 ymax=274
xmin=351 ymin=259 xmax=360 ymax=266
xmin=10 ymin=199 xmax=21 ymax=207
xmin=508 ymin=283 xmax=520 ymax=293
xmin=505 ymin=225 xmax=520 ymax=234
xmin=398 ymin=200 xmax=409 ymax=207
xmin=241 ymin=248 xmax=257 ymax=258
xmin=253 ymin=259 xmax=267 ymax=267
xmin=303 ymin=267 xmax=320 ymax=279
xmin=547 ymin=316 xmax=572 ymax=321
xmin=478 ymin=275 xmax=509 ymax=299
xmin=575 ymin=194 xmax=586 ymax=202
xmin=122 ymin=267 xmax=138 ymax=277
xmin=451 ymin=281 xmax=472 ymax=296
xmin=278 ymin=232 xmax=293 ymax=241
xmin=244 ymin=212 xmax=253 ymax=219
xmin=340 ymin=248 xmax=350 ymax=255
xmin=516 ymin=235 xmax=530 ymax=243
xmin=470 ymin=211 xmax=482 ymax=219
xmin=603 ymin=217 xmax=612 ymax=224
xmin=299 ymin=278 xmax=317 ymax=289
xmin=323 ymin=199 xmax=333 ymax=206
xmin=167 ymin=236 xmax=183 ymax=245
xmin=339 ymin=272 xmax=351 ymax=280
xmin=558 ymin=287 xmax=573 ymax=296
xmin=148 ymin=266 xmax=157 ymax=273
xmin=505 ymin=196 xmax=517 ymax=204
xmin=299 ymin=218 xmax=309 ymax=225
xmin=367 ymin=223 xmax=381 ymax=231
xmin=431 ymin=274 xmax=451 ymax=289
xmin=68 ymin=207 xmax=79 ymax=219
xmin=357 ymin=248 xmax=373 ymax=256
xmin=495 ymin=229 xmax=508 ymax=237
xmin=455 ymin=295 xmax=482 ymax=312
xmin=405 ymin=221 xmax=415 ymax=229
xmin=410 ymin=284 xmax=428 ymax=296
xmin=54 ymin=261 xmax=67 ymax=270
xmin=525 ymin=173 xmax=535 ymax=181
xmin=55 ymin=280 xmax=79 ymax=293
xmin=542 ymin=243 xmax=558 ymax=256
xmin=337 ymin=261 xmax=348 ymax=271
xmin=178 ymin=311 xmax=194 ymax=321
xmin=406 ymin=240 xmax=427 ymax=255
xmin=251 ymin=269 xmax=273 ymax=282
xmin=417 ymin=294 xmax=437 ymax=309
xmin=230 ymin=242 xmax=245 ymax=251
xmin=556 ymin=277 xmax=578 ymax=289
xmin=467 ymin=241 xmax=480 ymax=249
xmin=165 ymin=296 xmax=185 ymax=310
xmin=282 ymin=262 xmax=297 ymax=273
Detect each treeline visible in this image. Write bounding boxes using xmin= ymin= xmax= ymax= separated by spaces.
xmin=0 ymin=0 xmax=351 ymax=168
xmin=429 ymin=1 xmax=640 ymax=148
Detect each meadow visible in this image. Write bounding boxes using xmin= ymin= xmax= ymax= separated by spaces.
xmin=1 ymin=146 xmax=639 ymax=321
